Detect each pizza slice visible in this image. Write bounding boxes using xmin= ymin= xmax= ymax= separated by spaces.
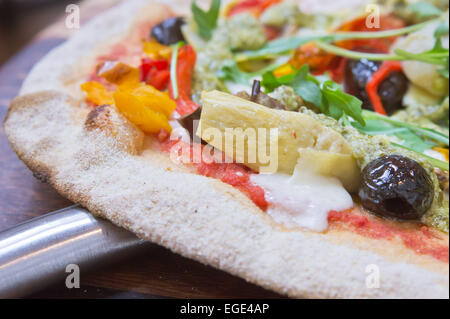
xmin=4 ymin=0 xmax=449 ymax=298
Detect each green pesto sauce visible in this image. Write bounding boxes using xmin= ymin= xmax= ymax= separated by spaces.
xmin=189 ymin=13 xmax=267 ymax=102
xmin=376 ymin=0 xmax=449 ymax=23
xmin=394 ymin=86 xmax=449 ymax=136
xmin=260 ymin=2 xmax=312 ymax=28
xmin=214 ymin=13 xmax=267 ymax=51
xmin=268 ymin=85 xmax=300 ymax=111
xmin=298 ymin=106 xmax=449 ymax=233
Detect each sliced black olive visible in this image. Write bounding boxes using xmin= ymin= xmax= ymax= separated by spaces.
xmin=344 ymin=59 xmax=408 ymax=115
xmin=151 ymin=17 xmax=185 ymax=46
xmin=359 ymin=155 xmax=434 ymax=220
xmin=178 ymin=107 xmax=202 ymax=140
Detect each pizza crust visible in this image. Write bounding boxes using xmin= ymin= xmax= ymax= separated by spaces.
xmin=4 ymin=0 xmax=449 ymax=298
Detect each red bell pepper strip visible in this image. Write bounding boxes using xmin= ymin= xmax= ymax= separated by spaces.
xmin=336 ymin=14 xmax=405 ymax=53
xmin=147 ymin=68 xmax=170 ymax=90
xmin=139 ymin=58 xmax=171 ymax=90
xmin=169 ymin=45 xmax=200 ymax=116
xmin=227 ymin=0 xmax=282 ymax=17
xmin=366 ymin=61 xmax=403 ymax=115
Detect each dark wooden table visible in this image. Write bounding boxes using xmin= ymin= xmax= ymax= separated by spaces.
xmin=0 ymin=0 xmax=281 ymax=299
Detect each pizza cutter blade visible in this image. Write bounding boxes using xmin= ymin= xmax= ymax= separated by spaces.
xmin=0 ymin=205 xmax=151 ymax=298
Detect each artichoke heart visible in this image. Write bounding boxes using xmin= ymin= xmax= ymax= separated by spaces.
xmin=197 ymin=90 xmax=361 ymax=191
xmin=296 ymin=148 xmax=361 ymax=192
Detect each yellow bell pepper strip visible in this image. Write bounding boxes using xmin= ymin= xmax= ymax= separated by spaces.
xmin=113 ymin=90 xmax=172 ymax=134
xmin=273 ymin=63 xmax=295 ymax=78
xmin=132 ymin=84 xmax=176 ymax=118
xmin=169 ymin=44 xmax=200 ymax=116
xmin=80 ymin=81 xmax=114 ymax=106
xmin=142 ymin=39 xmax=172 ymax=60
xmin=82 ymin=59 xmax=175 ymax=134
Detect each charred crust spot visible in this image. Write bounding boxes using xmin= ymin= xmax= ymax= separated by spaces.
xmin=84 ymin=104 xmax=112 ymax=131
xmin=33 ymin=170 xmax=50 ymax=183
xmin=82 ymin=104 xmax=144 ymax=154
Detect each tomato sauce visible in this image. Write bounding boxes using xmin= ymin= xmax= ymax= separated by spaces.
xmin=328 ymin=210 xmax=449 ymax=262
xmin=160 ymin=138 xmax=268 ymax=210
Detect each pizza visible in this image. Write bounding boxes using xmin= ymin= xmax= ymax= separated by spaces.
xmin=4 ymin=0 xmax=449 ymax=298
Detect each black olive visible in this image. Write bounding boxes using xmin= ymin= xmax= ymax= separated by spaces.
xmin=377 ymin=71 xmax=409 ymax=113
xmin=359 ymin=155 xmax=434 ymax=220
xmin=344 ymin=59 xmax=409 ymax=115
xmin=151 ymin=17 xmax=185 ymax=46
xmin=344 ymin=59 xmax=378 ymax=107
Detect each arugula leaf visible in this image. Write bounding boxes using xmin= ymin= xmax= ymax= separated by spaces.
xmin=392 ymin=143 xmax=449 ymax=171
xmin=218 ymin=57 xmax=291 ymax=86
xmin=362 ymin=110 xmax=450 ymax=146
xmin=218 ymin=60 xmax=251 ymax=85
xmin=394 ymin=36 xmax=449 ymax=78
xmin=321 ymin=81 xmax=365 ymax=126
xmin=260 ymin=72 xmax=280 ymax=92
xmin=351 ymin=113 xmax=449 ymax=170
xmin=293 ymin=68 xmax=365 ymax=125
xmin=434 ymin=27 xmax=450 ymax=78
xmin=314 ymin=36 xmax=449 ymax=79
xmin=261 ymin=65 xmax=365 ymax=125
xmin=352 ymin=120 xmax=435 ymax=152
xmin=411 ymin=2 xmax=443 ymax=19
xmin=434 ymin=21 xmax=449 ymax=38
xmin=394 ymin=37 xmax=449 ymax=65
xmin=395 ymin=130 xmax=435 ymax=152
xmin=310 ymin=18 xmax=448 ymax=70
xmin=261 ymin=71 xmax=296 ymax=92
xmin=235 ymin=35 xmax=327 ymax=61
xmin=235 ymin=19 xmax=437 ymax=62
xmin=352 ymin=119 xmax=406 ymax=135
xmin=290 ymin=66 xmax=324 ymax=111
xmin=192 ymin=0 xmax=221 ymax=40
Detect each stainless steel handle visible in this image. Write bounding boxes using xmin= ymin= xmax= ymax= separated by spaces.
xmin=0 ymin=206 xmax=150 ymax=298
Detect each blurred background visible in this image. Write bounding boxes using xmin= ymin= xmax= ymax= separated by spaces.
xmin=0 ymin=0 xmax=79 ymax=67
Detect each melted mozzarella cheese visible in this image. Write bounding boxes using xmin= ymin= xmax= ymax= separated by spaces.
xmin=251 ymin=171 xmax=353 ymax=232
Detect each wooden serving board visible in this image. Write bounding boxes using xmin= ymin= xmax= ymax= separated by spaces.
xmin=0 ymin=0 xmax=281 ymax=299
